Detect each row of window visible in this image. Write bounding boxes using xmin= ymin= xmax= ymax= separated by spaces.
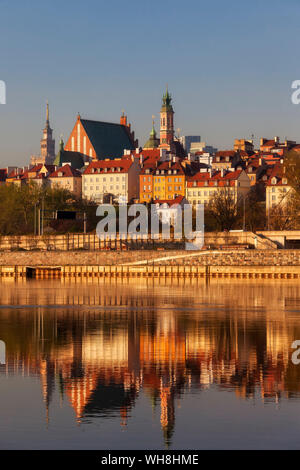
xmin=154 ymin=186 xmax=182 ymax=192
xmin=84 ymin=176 xmax=126 ymax=182
xmin=153 ymin=177 xmax=182 ymax=183
xmin=84 ymin=185 xmax=126 ymax=192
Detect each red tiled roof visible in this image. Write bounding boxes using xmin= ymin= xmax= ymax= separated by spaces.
xmin=49 ymin=164 xmax=81 ymax=178
xmin=83 ymin=159 xmax=133 ymax=174
xmin=261 ymin=140 xmax=276 ymax=147
xmin=215 ymin=150 xmax=236 ymax=157
xmin=154 ymin=195 xmax=185 ymax=206
xmin=186 ymin=170 xmax=243 ymax=188
xmin=266 ymin=163 xmax=288 ymax=186
xmin=7 ymin=168 xmax=25 ymax=179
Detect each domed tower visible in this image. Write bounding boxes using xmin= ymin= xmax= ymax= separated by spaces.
xmin=159 ymin=86 xmax=174 ymax=149
xmin=144 ymin=117 xmax=160 ymax=149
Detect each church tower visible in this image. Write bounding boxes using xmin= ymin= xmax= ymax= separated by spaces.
xmin=159 ymin=87 xmax=174 ymax=150
xmin=40 ymin=101 xmax=55 ymax=164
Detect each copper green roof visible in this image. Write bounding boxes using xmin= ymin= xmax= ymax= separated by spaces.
xmin=54 ymin=139 xmax=84 ymax=169
xmin=161 ymin=86 xmax=174 ymax=112
xmin=144 ymin=122 xmax=159 ymax=149
xmin=80 ymin=119 xmax=135 ymax=159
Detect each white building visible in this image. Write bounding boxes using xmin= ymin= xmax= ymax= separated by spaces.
xmin=82 ymin=156 xmax=140 ymax=203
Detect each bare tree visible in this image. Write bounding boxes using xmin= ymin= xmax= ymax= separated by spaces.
xmin=207 ymin=188 xmax=242 ymax=231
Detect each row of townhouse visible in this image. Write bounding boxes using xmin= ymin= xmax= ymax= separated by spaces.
xmin=1 ymin=134 xmax=298 ymax=215
xmin=186 ymin=169 xmax=250 ymax=206
xmin=4 ymin=163 xmax=82 ymax=197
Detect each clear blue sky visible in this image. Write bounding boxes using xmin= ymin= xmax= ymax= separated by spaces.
xmin=1 ymin=0 xmax=300 ymax=165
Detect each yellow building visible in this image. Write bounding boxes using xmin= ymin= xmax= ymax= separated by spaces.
xmin=153 ymin=161 xmax=185 ymax=200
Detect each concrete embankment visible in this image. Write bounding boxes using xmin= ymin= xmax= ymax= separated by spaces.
xmin=0 ymin=249 xmax=300 ymax=279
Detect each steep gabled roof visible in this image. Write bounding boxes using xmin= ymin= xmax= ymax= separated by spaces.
xmin=80 ymin=119 xmax=135 ymax=159
xmin=49 ymin=164 xmax=81 ymax=178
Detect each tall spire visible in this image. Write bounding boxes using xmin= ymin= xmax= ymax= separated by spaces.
xmin=161 ymin=85 xmax=173 ymax=111
xmin=46 ymin=100 xmax=49 ymax=126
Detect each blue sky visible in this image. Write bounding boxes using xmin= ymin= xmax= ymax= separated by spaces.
xmin=1 ymin=0 xmax=300 ymax=165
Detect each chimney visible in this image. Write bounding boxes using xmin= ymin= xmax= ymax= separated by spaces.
xmin=274 ymin=136 xmax=280 ymax=144
xmin=221 ymin=168 xmax=224 ymax=177
xmin=259 ymin=158 xmax=262 ymax=166
xmin=120 ymin=113 xmax=127 ymax=126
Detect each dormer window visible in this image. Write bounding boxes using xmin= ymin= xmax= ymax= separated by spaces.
xmin=282 ymin=178 xmax=287 ymax=185
xmin=271 ymin=177 xmax=277 ymax=185
xmin=104 ymin=168 xmax=107 ymax=172
xmin=193 ymin=181 xmax=197 ymax=187
xmin=173 ymin=170 xmax=177 ymax=174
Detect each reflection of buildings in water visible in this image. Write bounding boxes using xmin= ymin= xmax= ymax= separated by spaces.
xmin=2 ymin=280 xmax=300 ymax=445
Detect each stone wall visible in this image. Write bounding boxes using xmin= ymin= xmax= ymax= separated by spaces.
xmin=0 ymin=249 xmax=300 ymax=267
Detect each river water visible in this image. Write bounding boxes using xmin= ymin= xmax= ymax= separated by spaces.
xmin=0 ymin=278 xmax=300 ymax=449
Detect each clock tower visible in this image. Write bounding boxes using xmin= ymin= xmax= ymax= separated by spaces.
xmin=159 ymin=87 xmax=174 ymax=150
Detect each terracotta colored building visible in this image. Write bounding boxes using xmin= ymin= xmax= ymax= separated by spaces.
xmin=65 ymin=113 xmax=138 ymax=161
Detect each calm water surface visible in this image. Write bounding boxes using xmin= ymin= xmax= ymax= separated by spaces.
xmin=0 ymin=278 xmax=300 ymax=449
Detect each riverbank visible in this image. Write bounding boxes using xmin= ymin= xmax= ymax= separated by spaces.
xmin=1 ymin=249 xmax=300 ymax=279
